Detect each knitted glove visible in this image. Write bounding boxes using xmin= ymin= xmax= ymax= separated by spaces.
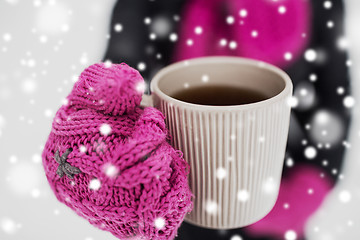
xmin=42 ymin=62 xmax=193 ymax=240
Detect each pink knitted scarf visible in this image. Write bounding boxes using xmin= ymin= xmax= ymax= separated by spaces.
xmin=174 ymin=0 xmax=310 ymax=67
xmin=42 ymin=63 xmax=193 ymax=240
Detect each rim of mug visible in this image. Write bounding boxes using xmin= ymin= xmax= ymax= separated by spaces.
xmin=150 ymin=56 xmax=293 ymax=110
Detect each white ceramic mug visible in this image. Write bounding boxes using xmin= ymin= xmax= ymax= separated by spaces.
xmin=142 ymin=56 xmax=293 ymax=229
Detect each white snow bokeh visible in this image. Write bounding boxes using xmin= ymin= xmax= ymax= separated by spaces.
xmin=293 ymin=81 xmax=316 ymax=110
xmin=154 ymin=217 xmax=166 ymax=230
xmin=237 ymin=189 xmax=250 ymax=202
xmin=1 ymin=217 xmax=19 ymax=235
xmin=304 ymin=146 xmax=317 ymax=159
xmin=150 ymin=16 xmax=172 ymax=39
xmin=285 ymin=230 xmax=297 ymax=240
xmin=35 ymin=2 xmax=71 ymax=35
xmin=100 ymin=123 xmax=112 ymax=136
xmin=309 ymin=110 xmax=344 ymax=145
xmin=89 ymin=178 xmax=101 ymax=191
xmin=103 ymin=163 xmax=119 ymax=178
xmin=205 ymin=200 xmax=219 ymax=215
xmin=0 ymin=0 xmax=118 ymax=240
xmin=216 ymin=167 xmax=227 ymax=180
xmin=306 ymin=1 xmax=360 ymax=239
xmin=7 ymin=162 xmax=42 ymax=195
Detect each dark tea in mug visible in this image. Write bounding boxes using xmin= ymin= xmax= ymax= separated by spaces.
xmin=171 ymin=85 xmax=269 ymax=106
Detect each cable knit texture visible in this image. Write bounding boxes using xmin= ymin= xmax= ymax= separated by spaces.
xmin=42 ymin=63 xmax=193 ymax=240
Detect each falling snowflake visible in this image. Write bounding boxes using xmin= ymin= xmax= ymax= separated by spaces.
xmin=284 ymin=203 xmax=290 ymax=209
xmin=169 ymin=33 xmax=178 ymax=42
xmin=100 ymin=123 xmax=111 ymax=136
xmin=36 ymin=3 xmax=70 ymax=34
xmin=9 ymin=155 xmax=17 ymax=164
xmin=324 ymin=1 xmax=333 ymax=9
xmin=186 ymin=39 xmax=193 ymax=46
xmin=304 ymin=146 xmax=317 ymax=159
xmin=154 ymin=217 xmax=166 ymax=230
xmin=137 ymin=62 xmax=146 ymax=71
xmin=31 ymin=188 xmax=41 ymax=198
xmin=327 ymin=21 xmax=334 ymax=28
xmin=201 ymin=75 xmax=209 ymax=82
xmin=0 ymin=115 xmax=6 ymax=129
xmin=54 ymin=209 xmax=60 ymax=215
xmin=308 ymin=188 xmax=314 ymax=195
xmin=216 ymin=167 xmax=227 ymax=180
xmin=346 ymin=60 xmax=352 ymax=67
xmin=337 ymin=36 xmax=348 ymax=50
xmin=304 ymin=49 xmax=317 ymax=62
xmin=8 ymin=162 xmax=41 ymax=195
xmin=299 ymin=88 xmax=308 ymax=96
xmin=104 ymin=60 xmax=112 ymax=68
xmin=239 ymin=9 xmax=248 ymax=18
xmin=230 ymin=235 xmax=243 ymax=240
xmin=263 ymin=177 xmax=276 ymax=194
xmin=32 ymin=154 xmax=41 ymax=163
xmin=229 ymin=41 xmax=237 ymax=49
xmin=251 ymin=30 xmax=258 ymax=38
xmin=337 ymin=87 xmax=345 ymax=95
xmin=237 ymin=189 xmax=250 ymax=202
xmin=278 ymin=6 xmax=286 ymax=14
xmin=194 ymin=26 xmax=203 ymax=35
xmin=147 ymin=33 xmax=156 ymax=40
xmin=205 ymin=200 xmax=219 ymax=215
xmin=3 ymin=33 xmax=12 ymax=42
xmin=309 ymin=73 xmax=317 ymax=82
xmin=286 ymin=158 xmax=294 ymax=167
xmin=343 ymin=96 xmax=355 ymax=108
xmin=79 ymin=53 xmax=89 ymax=65
xmin=1 ymin=218 xmax=18 ymax=235
xmin=114 ymin=23 xmax=123 ymax=32
xmin=287 ymin=96 xmax=298 ymax=108
xmin=227 ymin=156 xmax=234 ymax=162
xmin=89 ymin=178 xmax=101 ymax=190
xmin=79 ymin=145 xmax=87 ymax=153
xmin=150 ymin=16 xmax=172 ymax=38
xmin=219 ymin=38 xmax=227 ymax=46
xmin=226 ymin=16 xmax=235 ymax=25
xmin=39 ymin=35 xmax=48 ymax=43
xmin=339 ymin=190 xmax=351 ymax=203
xmin=285 ymin=230 xmax=297 ymax=240
xmin=136 ymin=81 xmax=145 ymax=93
xmin=144 ymin=17 xmax=151 ymax=25
xmin=103 ymin=163 xmax=119 ymax=178
xmin=284 ymin=52 xmax=293 ymax=61
xmin=44 ymin=109 xmax=53 ymax=118
xmin=27 ymin=59 xmax=36 ymax=68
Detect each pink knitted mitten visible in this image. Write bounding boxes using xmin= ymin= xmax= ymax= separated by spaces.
xmin=42 ymin=63 xmax=193 ymax=240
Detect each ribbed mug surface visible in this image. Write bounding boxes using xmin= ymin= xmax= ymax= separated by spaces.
xmin=150 ymin=57 xmax=292 ymax=229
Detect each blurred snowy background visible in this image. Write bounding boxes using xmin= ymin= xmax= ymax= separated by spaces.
xmin=0 ymin=0 xmax=119 ymax=239
xmin=1 ymin=0 xmax=360 ymax=240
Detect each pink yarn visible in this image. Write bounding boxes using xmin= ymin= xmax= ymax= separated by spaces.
xmin=42 ymin=63 xmax=193 ymax=240
xmin=244 ymin=164 xmax=332 ymax=239
xmin=173 ymin=0 xmax=311 ymax=68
